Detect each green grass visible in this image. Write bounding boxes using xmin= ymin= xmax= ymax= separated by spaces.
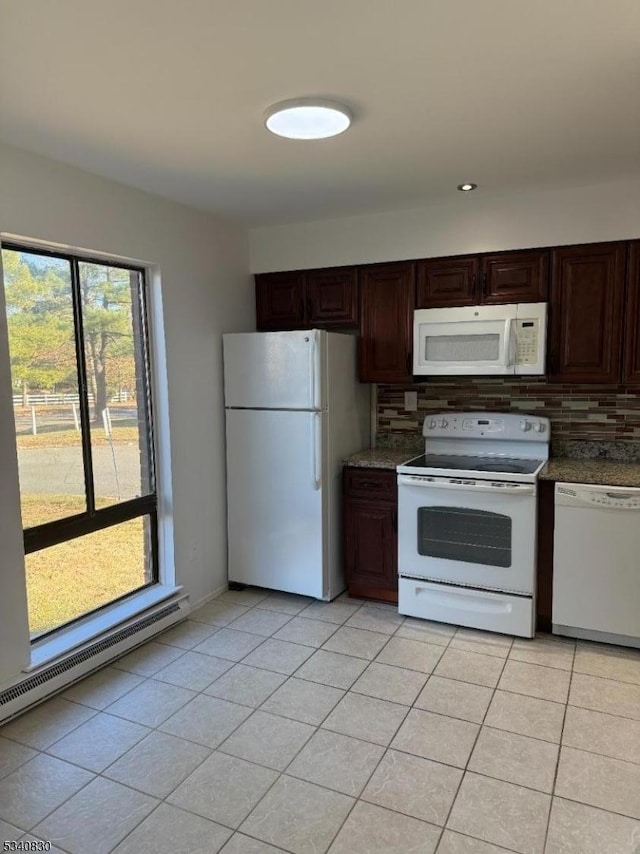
xmin=22 ymin=495 xmax=148 ymax=637
xmin=17 ymin=426 xmax=140 ymax=449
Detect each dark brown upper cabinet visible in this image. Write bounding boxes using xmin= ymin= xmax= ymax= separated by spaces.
xmin=358 ymin=261 xmax=415 ymax=383
xmin=416 ymin=249 xmax=549 ymax=308
xmin=416 ymin=256 xmax=479 ymax=308
xmin=255 ymin=267 xmax=358 ymax=331
xmin=624 ymin=241 xmax=640 ymax=384
xmin=255 ymin=271 xmax=305 ymax=331
xmin=480 ymin=249 xmax=549 ymax=304
xmin=548 ymin=242 xmax=626 ymax=383
xmin=306 ymin=267 xmax=358 ymax=327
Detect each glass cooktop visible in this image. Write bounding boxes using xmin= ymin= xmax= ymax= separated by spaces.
xmin=403 ymin=454 xmax=542 ymax=475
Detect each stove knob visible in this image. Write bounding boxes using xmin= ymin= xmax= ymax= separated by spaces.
xmin=520 ymin=420 xmax=531 ymax=432
xmin=428 ymin=419 xmax=437 ymax=429
xmin=533 ymin=422 xmax=545 ymax=433
xmin=439 ymin=418 xmax=448 ymax=428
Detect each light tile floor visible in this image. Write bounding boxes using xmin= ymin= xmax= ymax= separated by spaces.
xmin=1 ymin=588 xmax=640 ymax=853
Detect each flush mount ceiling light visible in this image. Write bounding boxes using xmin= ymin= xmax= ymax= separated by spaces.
xmin=265 ymin=98 xmax=352 ymax=140
xmin=457 ymin=183 xmax=478 ymax=192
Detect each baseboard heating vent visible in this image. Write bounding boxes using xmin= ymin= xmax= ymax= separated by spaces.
xmin=0 ymin=598 xmax=186 ymax=723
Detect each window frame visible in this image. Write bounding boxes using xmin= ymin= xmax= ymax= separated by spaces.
xmin=3 ymin=240 xmax=159 ymax=637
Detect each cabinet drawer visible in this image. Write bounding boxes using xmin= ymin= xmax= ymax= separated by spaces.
xmin=344 ymin=467 xmax=396 ymax=502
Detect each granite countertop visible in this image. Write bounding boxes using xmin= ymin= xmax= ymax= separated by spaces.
xmin=539 ymin=458 xmax=640 ymax=488
xmin=343 ymin=449 xmax=418 ymax=470
xmin=345 ymin=439 xmax=640 ymax=485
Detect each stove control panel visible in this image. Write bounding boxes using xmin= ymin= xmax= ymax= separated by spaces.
xmin=520 ymin=419 xmax=547 ymax=433
xmin=422 ymin=412 xmax=550 ymax=441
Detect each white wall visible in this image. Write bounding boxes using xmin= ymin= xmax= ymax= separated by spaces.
xmin=0 ymin=142 xmax=252 ymax=683
xmin=0 ymin=250 xmax=31 ymax=681
xmin=249 ymin=178 xmax=640 ymax=272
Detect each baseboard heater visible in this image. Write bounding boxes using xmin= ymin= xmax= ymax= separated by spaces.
xmin=0 ymin=596 xmax=189 ymax=725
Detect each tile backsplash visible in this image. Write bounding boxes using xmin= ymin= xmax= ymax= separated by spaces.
xmin=377 ymin=379 xmax=640 ymax=442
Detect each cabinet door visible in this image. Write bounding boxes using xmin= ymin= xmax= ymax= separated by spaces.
xmin=344 ymin=499 xmax=397 ymax=595
xmin=255 ymin=272 xmax=305 ymax=331
xmin=416 ymin=256 xmax=479 ymax=307
xmin=549 ymin=243 xmax=626 ymax=383
xmin=306 ymin=267 xmax=358 ymax=327
xmin=359 ymin=262 xmax=415 ymax=382
xmin=624 ymin=242 xmax=640 ymax=383
xmin=480 ymin=249 xmax=549 ymax=304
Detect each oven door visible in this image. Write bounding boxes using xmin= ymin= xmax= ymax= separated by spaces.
xmin=397 ymin=474 xmax=536 ymax=594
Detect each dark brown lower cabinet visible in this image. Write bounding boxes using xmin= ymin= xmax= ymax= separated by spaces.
xmin=343 ymin=467 xmax=398 ymax=603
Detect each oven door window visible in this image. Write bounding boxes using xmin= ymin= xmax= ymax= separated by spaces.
xmin=417 ymin=506 xmax=512 ymax=568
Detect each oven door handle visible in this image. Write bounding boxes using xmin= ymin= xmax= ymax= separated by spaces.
xmin=397 ymin=475 xmax=535 ymax=496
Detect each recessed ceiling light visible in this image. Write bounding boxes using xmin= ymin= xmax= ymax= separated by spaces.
xmin=457 ymin=183 xmax=478 ymax=192
xmin=265 ymin=98 xmax=352 ymax=140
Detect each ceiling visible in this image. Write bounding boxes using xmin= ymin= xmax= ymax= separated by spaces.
xmin=1 ymin=0 xmax=639 ymax=226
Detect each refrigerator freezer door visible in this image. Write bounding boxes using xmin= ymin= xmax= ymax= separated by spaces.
xmin=225 ymin=408 xmax=327 ymax=598
xmin=223 ymin=330 xmax=324 ymax=410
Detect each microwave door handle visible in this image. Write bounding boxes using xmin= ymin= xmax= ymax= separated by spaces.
xmin=502 ymin=318 xmax=513 ymax=367
xmin=508 ymin=319 xmax=517 ymax=366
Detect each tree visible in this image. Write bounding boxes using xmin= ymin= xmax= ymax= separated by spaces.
xmin=2 ymin=250 xmax=137 ymax=422
xmin=2 ymin=250 xmax=77 ymax=397
xmin=78 ymin=263 xmax=136 ymax=423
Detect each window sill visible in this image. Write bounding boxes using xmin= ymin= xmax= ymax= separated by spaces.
xmin=26 ymin=584 xmax=183 ymax=671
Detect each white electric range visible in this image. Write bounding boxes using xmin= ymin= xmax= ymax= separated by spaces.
xmin=396 ymin=412 xmax=550 ymax=638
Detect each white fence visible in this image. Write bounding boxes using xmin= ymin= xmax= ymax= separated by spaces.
xmin=12 ymin=392 xmax=130 ymax=407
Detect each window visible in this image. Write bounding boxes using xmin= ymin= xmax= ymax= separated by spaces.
xmin=1 ymin=243 xmax=157 ymax=639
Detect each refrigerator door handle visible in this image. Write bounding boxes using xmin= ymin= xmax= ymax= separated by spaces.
xmin=312 ymin=412 xmax=321 ymax=490
xmin=309 ymin=330 xmax=321 ymax=410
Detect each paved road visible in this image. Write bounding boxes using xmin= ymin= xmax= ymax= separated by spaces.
xmin=14 ymin=408 xmax=138 ymax=436
xmin=17 ymin=445 xmax=143 ymax=501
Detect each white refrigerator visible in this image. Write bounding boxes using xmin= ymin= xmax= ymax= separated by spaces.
xmin=223 ymin=330 xmax=371 ymax=600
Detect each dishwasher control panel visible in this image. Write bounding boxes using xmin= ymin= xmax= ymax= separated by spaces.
xmin=557 ymin=484 xmax=640 ymax=509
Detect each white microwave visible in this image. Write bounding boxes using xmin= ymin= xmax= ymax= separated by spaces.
xmin=413 ymin=302 xmax=547 ymax=376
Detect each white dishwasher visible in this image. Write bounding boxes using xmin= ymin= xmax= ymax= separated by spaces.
xmin=553 ymin=482 xmax=640 ymax=648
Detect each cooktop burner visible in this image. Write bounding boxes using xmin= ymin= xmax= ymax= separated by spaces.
xmin=404 ymin=453 xmax=542 ymax=475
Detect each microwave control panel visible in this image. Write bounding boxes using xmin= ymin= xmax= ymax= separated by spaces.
xmin=515 ymin=318 xmax=541 ymax=365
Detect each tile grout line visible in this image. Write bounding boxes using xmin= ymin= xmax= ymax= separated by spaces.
xmin=224 ymin=606 xmax=570 ymax=849
xmin=213 ymin=596 xmax=375 ymax=853
xmin=6 ymin=592 xmax=640 ymax=852
xmin=17 ymin=763 xmax=100 ymax=851
xmin=320 ymin=612 xmax=461 ymax=852
xmin=217 ymin=595 xmax=413 ymax=853
xmin=541 ymin=634 xmax=577 ymax=854
xmin=435 ymin=631 xmax=515 ymax=851
xmin=97 ymin=593 xmax=365 ymax=854
xmin=309 ymin=609 xmax=435 ymax=852
xmin=0 ymin=704 xmax=101 ymax=753
xmin=24 ymin=593 xmax=326 ymax=852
